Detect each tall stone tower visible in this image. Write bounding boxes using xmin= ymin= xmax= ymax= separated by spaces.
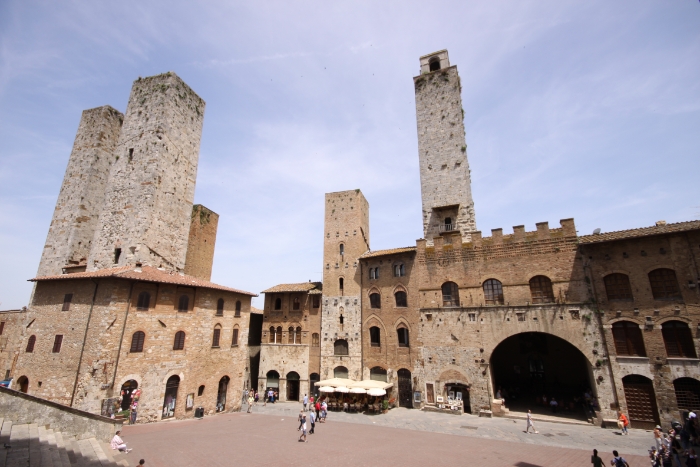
xmin=87 ymin=72 xmax=205 ymax=271
xmin=320 ymin=190 xmax=369 ymax=381
xmin=414 ymin=50 xmax=476 ymax=243
xmin=37 ymin=106 xmax=124 ymax=277
xmin=184 ymin=204 xmax=219 ymax=281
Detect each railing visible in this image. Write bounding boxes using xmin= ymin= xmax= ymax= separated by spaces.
xmin=438 ymin=224 xmax=455 ymax=233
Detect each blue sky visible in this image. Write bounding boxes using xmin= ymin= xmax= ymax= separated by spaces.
xmin=1 ymin=1 xmax=698 ymax=309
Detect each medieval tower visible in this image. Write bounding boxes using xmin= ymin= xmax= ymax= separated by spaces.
xmin=414 ymin=50 xmax=476 ymax=243
xmin=320 ymin=190 xmax=369 ymax=380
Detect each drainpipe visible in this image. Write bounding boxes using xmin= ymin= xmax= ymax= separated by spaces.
xmin=110 ymin=280 xmax=137 ymax=392
xmin=70 ymin=279 xmax=100 ymax=407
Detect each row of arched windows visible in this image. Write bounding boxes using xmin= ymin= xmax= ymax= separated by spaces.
xmin=273 ymin=297 xmax=301 ymax=311
xmin=135 ymin=292 xmax=242 ymax=315
xmin=369 ymin=325 xmax=410 ymax=348
xmin=367 ymin=263 xmax=405 ymax=279
xmin=369 ymin=290 xmax=408 ymax=309
xmin=129 ymin=326 xmax=240 ymax=353
xmin=612 ymin=320 xmax=696 ymax=358
xmin=603 ymin=269 xmax=682 ymax=301
xmin=268 ymin=326 xmax=303 ymax=344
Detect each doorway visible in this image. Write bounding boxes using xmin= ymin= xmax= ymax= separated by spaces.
xmin=266 ymin=370 xmax=279 ymax=402
xmin=398 ymin=369 xmax=413 ymax=408
xmin=120 ymin=380 xmax=138 ymax=411
xmin=17 ymin=376 xmax=28 ymax=393
xmin=445 ymin=383 xmax=471 ymax=413
xmin=286 ymin=372 xmax=300 ymax=401
xmin=162 ymin=375 xmax=180 ymax=419
xmin=217 ymin=376 xmax=229 ymax=412
xmin=310 ymin=373 xmax=320 ymax=398
xmin=623 ymin=374 xmax=660 ymax=429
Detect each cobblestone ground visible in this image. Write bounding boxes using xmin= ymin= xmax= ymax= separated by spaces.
xmin=121 ymin=401 xmax=651 ymax=467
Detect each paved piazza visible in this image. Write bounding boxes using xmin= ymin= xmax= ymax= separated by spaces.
xmin=121 ymin=402 xmax=650 ymax=466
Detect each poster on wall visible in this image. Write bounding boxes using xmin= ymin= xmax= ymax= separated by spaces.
xmin=413 ymin=391 xmax=421 ymax=403
xmin=186 ymin=393 xmax=194 ymax=409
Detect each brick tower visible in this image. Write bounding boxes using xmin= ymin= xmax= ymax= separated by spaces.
xmin=87 ymin=72 xmax=205 ymax=271
xmin=37 ymin=106 xmax=124 ymax=277
xmin=320 ymin=190 xmax=370 ymax=381
xmin=414 ymin=50 xmax=476 ymax=243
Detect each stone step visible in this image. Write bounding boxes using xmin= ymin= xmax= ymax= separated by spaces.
xmin=0 ymin=419 xmax=13 ymax=467
xmin=46 ymin=430 xmax=64 ymax=467
xmin=6 ymin=423 xmax=30 ymax=467
xmin=38 ymin=425 xmax=54 ymax=467
xmin=53 ymin=432 xmax=71 ymax=467
xmin=27 ymin=424 xmax=40 ymax=467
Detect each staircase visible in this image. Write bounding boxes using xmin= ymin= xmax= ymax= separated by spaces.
xmin=0 ymin=418 xmax=130 ymax=467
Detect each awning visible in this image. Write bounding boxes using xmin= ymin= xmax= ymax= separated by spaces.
xmin=314 ymin=378 xmax=392 ymax=391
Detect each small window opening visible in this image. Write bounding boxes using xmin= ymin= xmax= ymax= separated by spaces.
xmin=52 ymin=335 xmax=63 ymax=353
xmin=235 ymin=300 xmax=242 ymax=316
xmin=340 ymin=244 xmax=344 ymax=256
xmin=274 ymin=297 xmax=282 ymax=310
xmin=62 ymin=293 xmax=73 ymax=311
xmin=429 ymin=57 xmax=441 ymax=71
xmin=198 ymin=385 xmax=205 ymax=396
xmin=114 ymin=248 xmax=121 ymax=264
xmin=128 ymin=148 xmax=134 ymax=162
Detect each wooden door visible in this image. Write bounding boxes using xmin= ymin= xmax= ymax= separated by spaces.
xmin=398 ymin=369 xmax=413 ymax=408
xmin=623 ymin=375 xmax=659 ymax=429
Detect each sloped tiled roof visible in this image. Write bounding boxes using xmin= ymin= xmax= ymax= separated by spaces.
xmin=261 ymin=282 xmax=322 ymax=294
xmin=251 ymin=307 xmax=264 ymax=314
xmin=30 ymin=265 xmax=257 ymax=296
xmin=359 ymin=246 xmax=417 ymax=259
xmin=579 ymin=220 xmax=700 ymax=244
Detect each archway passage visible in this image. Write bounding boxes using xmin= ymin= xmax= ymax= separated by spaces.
xmin=286 ymin=372 xmax=300 ymax=401
xmin=397 ymin=369 xmax=413 ymax=408
xmin=490 ymin=332 xmax=594 ymax=420
xmin=217 ymin=376 xmax=230 ymax=412
xmin=162 ymin=375 xmax=180 ymax=419
xmin=17 ymin=376 xmax=28 ymax=393
xmin=623 ymin=375 xmax=660 ymax=429
xmin=120 ymin=379 xmax=139 ymax=411
xmin=266 ymin=370 xmax=280 ymax=402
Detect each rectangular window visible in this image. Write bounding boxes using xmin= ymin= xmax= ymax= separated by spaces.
xmin=312 ymin=295 xmax=320 ymax=308
xmin=468 ymin=313 xmax=476 ymax=322
xmin=212 ymin=328 xmax=221 ymax=347
xmin=517 ymin=313 xmax=526 ymax=322
xmin=52 ymin=335 xmax=63 ymax=353
xmin=232 ymin=329 xmax=239 ymax=346
xmin=62 ymin=294 xmax=73 ymax=311
xmin=114 ymin=248 xmax=121 ymax=264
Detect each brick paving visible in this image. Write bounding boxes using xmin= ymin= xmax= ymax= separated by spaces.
xmin=121 ymin=402 xmax=651 ymax=467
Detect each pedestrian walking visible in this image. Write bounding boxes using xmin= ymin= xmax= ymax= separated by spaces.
xmin=254 ymin=391 xmax=259 ymax=405
xmin=549 ymin=397 xmax=558 ymax=413
xmin=309 ymin=409 xmax=316 ymax=434
xmin=668 ymin=430 xmax=682 ymax=467
xmin=321 ymin=400 xmax=327 ymax=421
xmin=297 ymin=410 xmax=304 ymax=431
xmin=247 ymin=394 xmax=254 ymax=413
xmin=617 ymin=410 xmax=629 ymax=435
xmin=303 ymin=394 xmax=308 ymax=411
xmin=654 ymin=425 xmax=663 ymax=451
xmin=298 ymin=414 xmax=307 ymax=443
xmin=610 ymin=450 xmax=629 ymax=467
xmin=591 ymin=449 xmax=603 ymax=467
xmin=525 ymin=409 xmax=538 ymax=434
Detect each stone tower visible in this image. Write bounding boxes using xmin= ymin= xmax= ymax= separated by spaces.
xmin=320 ymin=190 xmax=369 ymax=381
xmin=87 ymin=72 xmax=205 ymax=271
xmin=37 ymin=106 xmax=124 ymax=277
xmin=184 ymin=204 xmax=219 ymax=281
xmin=414 ymin=50 xmax=476 ymax=243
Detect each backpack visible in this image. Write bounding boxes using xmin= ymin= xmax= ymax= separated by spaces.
xmin=614 ymin=457 xmax=628 ymax=467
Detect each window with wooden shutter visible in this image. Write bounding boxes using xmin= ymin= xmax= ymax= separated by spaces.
xmin=612 ymin=321 xmax=646 ymax=356
xmin=137 ymin=292 xmax=151 ymax=311
xmin=173 ymin=331 xmax=185 ymax=350
xmin=649 ymin=269 xmax=681 ymax=300
xmin=216 ymin=298 xmax=224 ymax=316
xmin=130 ymin=331 xmax=145 ymax=353
xmin=604 ymin=274 xmax=633 ymax=301
xmin=26 ymin=335 xmax=36 ymax=353
xmin=662 ymin=321 xmax=697 ymax=358
xmin=529 ymin=276 xmax=554 ymax=304
xmin=52 ymin=335 xmax=63 ymax=353
xmin=231 ymin=328 xmax=239 ymax=346
xmin=62 ymin=293 xmax=73 ymax=311
xmin=235 ymin=300 xmax=241 ymax=317
xmin=212 ymin=328 xmax=221 ymax=347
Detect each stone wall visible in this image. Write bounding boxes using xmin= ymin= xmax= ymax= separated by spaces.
xmin=258 ymin=343 xmax=311 ymax=400
xmin=37 ymin=106 xmax=124 ymax=277
xmin=0 ymin=310 xmax=28 ymax=382
xmin=88 ymin=72 xmax=205 ymax=272
xmin=0 ymin=386 xmax=121 ymax=442
xmin=184 ymin=204 xmax=219 ymax=281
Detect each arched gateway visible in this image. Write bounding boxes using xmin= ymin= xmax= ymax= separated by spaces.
xmin=490 ymin=332 xmax=595 ymax=418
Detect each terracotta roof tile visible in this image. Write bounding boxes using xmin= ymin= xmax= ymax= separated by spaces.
xmin=251 ymin=307 xmax=264 ymax=314
xmin=578 ymin=220 xmax=700 ymax=244
xmin=30 ymin=265 xmax=257 ymax=296
xmin=261 ymin=282 xmax=322 ymax=294
xmin=359 ymin=246 xmax=417 ymax=259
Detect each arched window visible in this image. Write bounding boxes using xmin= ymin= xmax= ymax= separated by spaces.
xmin=370 ymin=292 xmax=381 ymax=309
xmin=612 ymin=321 xmax=646 ymax=357
xmin=395 ymin=291 xmax=407 ymax=307
xmin=441 ymin=282 xmax=460 ymax=307
xmin=429 ymin=57 xmax=441 ymax=72
xmin=276 ymin=326 xmax=282 ymax=343
xmin=397 ymin=327 xmax=409 ymax=347
xmin=529 ymin=276 xmax=554 ymax=304
xmin=369 ymin=326 xmax=381 ymax=347
xmin=216 ymin=298 xmax=224 ymax=316
xmin=137 ymin=292 xmax=151 ymax=311
xmin=312 ymin=333 xmax=319 ymax=347
xmin=178 ymin=295 xmax=189 ymax=312
xmin=394 ymin=263 xmax=405 ymax=277
xmin=26 ymin=335 xmax=36 ymax=353
xmin=130 ymin=331 xmax=145 ymax=353
xmin=674 ymin=378 xmax=700 ymax=412
xmin=483 ymin=279 xmax=504 ymax=305
xmin=173 ymin=331 xmax=185 ymax=350
xmin=339 ymin=278 xmax=344 ymax=292
xmin=274 ymin=297 xmax=282 ymax=310
xmin=296 ymin=327 xmax=302 ymax=344
xmin=662 ymin=321 xmax=697 ymax=358
xmin=293 ymin=297 xmax=300 ymax=310
xmin=235 ymin=300 xmax=242 ymax=316
xmin=334 ymin=339 xmax=349 ymax=356
xmin=212 ymin=326 xmax=221 ymax=347
xmin=269 ymin=326 xmax=276 ymax=343
xmin=649 ymin=269 xmax=681 ymax=300
xmin=334 ymin=366 xmax=348 ymax=379
xmin=370 ymin=366 xmax=388 ymax=382
xmin=604 ymin=274 xmax=633 ymax=301
xmin=288 ymin=326 xmax=295 ymax=344
xmin=339 ymin=244 xmax=344 ymax=256
xmin=231 ymin=326 xmax=239 ymax=346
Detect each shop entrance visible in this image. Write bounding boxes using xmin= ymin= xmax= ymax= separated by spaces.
xmin=286 ymin=372 xmax=300 ymax=401
xmin=490 ymin=332 xmax=593 ymax=420
xmin=445 ymin=383 xmax=471 ymax=413
xmin=17 ymin=376 xmax=28 ymax=393
xmin=310 ymin=373 xmax=320 ymax=398
xmin=120 ymin=380 xmax=138 ymax=411
xmin=162 ymin=375 xmax=180 ymax=419
xmin=397 ymin=369 xmax=413 ymax=408
xmin=266 ymin=370 xmax=279 ymax=402
xmin=217 ymin=376 xmax=229 ymax=412
xmin=623 ymin=374 xmax=660 ymax=429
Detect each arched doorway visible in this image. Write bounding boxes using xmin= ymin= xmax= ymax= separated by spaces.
xmin=444 ymin=383 xmax=471 ymax=413
xmin=309 ymin=373 xmax=320 ymax=398
xmin=674 ymin=378 xmax=700 ymax=414
xmin=217 ymin=376 xmax=229 ymax=412
xmin=266 ymin=370 xmax=280 ymax=402
xmin=286 ymin=372 xmax=300 ymax=401
xmin=623 ymin=374 xmax=660 ymax=429
xmin=162 ymin=375 xmax=180 ymax=419
xmin=397 ymin=369 xmax=413 ymax=408
xmin=120 ymin=380 xmax=138 ymax=411
xmin=490 ymin=332 xmax=593 ymax=419
xmin=16 ymin=376 xmax=28 ymax=393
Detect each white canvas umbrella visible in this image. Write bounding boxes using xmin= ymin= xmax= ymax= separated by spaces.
xmin=319 ymin=386 xmax=335 ymax=393
xmin=334 ymin=386 xmax=350 ymax=393
xmin=367 ymin=388 xmax=386 ymax=396
xmin=349 ymin=387 xmax=367 ymax=394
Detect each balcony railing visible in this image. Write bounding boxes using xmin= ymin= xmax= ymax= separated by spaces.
xmin=439 ymin=224 xmax=456 ymax=233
